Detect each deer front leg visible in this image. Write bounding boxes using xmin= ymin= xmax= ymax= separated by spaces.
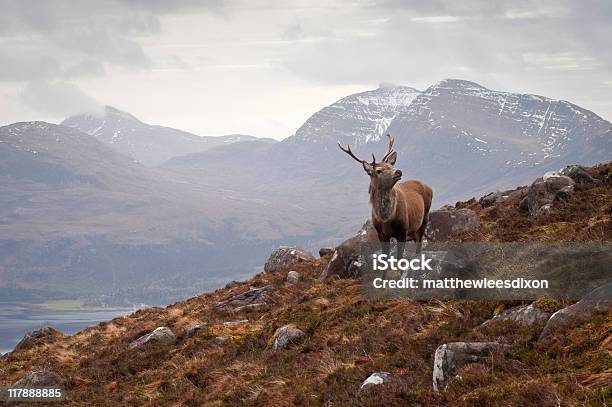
xmin=377 ymin=231 xmax=391 ymax=280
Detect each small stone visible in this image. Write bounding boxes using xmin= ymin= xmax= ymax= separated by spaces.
xmin=287 ymin=270 xmax=300 ymax=284
xmin=272 ymin=325 xmax=305 ymax=350
xmin=223 ymin=320 xmax=249 ymax=327
xmin=360 ymin=372 xmax=390 ymax=390
xmin=129 ymin=327 xmax=176 ymax=349
xmin=264 ymin=246 xmax=315 ymax=273
xmin=13 ymin=371 xmax=63 ymax=388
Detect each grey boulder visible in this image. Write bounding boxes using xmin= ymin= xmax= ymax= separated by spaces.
xmin=13 ymin=370 xmax=63 ymax=388
xmin=360 ymin=372 xmax=391 ymax=390
xmin=272 ymin=325 xmax=305 ymax=350
xmin=426 ymin=208 xmax=480 ymax=241
xmin=264 ymin=246 xmax=315 ymax=273
xmin=433 ymin=342 xmax=510 ymax=391
xmin=539 ymin=283 xmax=611 ymax=342
xmin=480 ymin=303 xmax=551 ymax=328
xmin=129 ymin=327 xmax=176 ymax=349
xmin=318 ymin=220 xmax=378 ymax=281
xmin=526 ymin=174 xmax=575 ymax=216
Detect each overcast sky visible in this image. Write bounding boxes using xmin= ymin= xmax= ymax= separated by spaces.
xmin=1 ymin=0 xmax=611 ymax=139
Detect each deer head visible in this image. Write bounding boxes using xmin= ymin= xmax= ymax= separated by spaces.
xmin=338 ymin=134 xmax=402 ymax=190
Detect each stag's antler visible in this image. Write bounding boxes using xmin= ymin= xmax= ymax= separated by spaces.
xmin=381 ymin=134 xmax=395 ymax=162
xmin=338 ymin=143 xmax=375 ymax=165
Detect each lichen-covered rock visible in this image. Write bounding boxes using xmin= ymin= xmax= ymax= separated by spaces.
xmin=13 ymin=327 xmax=64 ymax=352
xmin=318 ymin=220 xmax=378 ymax=281
xmin=271 ymin=325 xmax=305 ymax=350
xmin=527 ymin=175 xmax=575 ymax=216
xmin=426 ymin=208 xmax=480 ymax=241
xmin=360 ymin=372 xmax=390 ymax=390
xmin=129 ymin=327 xmax=176 ymax=349
xmin=480 ymin=303 xmax=551 ymax=328
xmin=215 ymin=285 xmax=273 ymax=308
xmin=264 ymin=246 xmax=315 ymax=273
xmin=13 ymin=370 xmax=63 ymax=388
xmin=433 ymin=342 xmax=510 ymax=391
xmin=539 ymin=283 xmax=611 ymax=343
xmin=560 ymin=165 xmax=598 ymax=185
xmin=286 ymin=270 xmax=300 ymax=284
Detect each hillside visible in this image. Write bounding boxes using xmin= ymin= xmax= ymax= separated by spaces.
xmin=2 ymin=163 xmax=610 ymax=406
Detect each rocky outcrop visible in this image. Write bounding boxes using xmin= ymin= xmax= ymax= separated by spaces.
xmin=433 ymin=342 xmax=510 ymax=391
xmin=271 ymin=325 xmax=305 ymax=350
xmin=129 ymin=327 xmax=176 ymax=349
xmin=13 ymin=370 xmax=63 ymax=388
xmin=360 ymin=372 xmax=390 ymax=390
xmin=318 ymin=220 xmax=378 ymax=281
xmin=426 ymin=208 xmax=480 ymax=241
xmin=13 ymin=327 xmax=64 ymax=352
xmin=526 ymin=174 xmax=575 ymax=216
xmin=560 ymin=165 xmax=598 ymax=185
xmin=264 ymin=246 xmax=315 ymax=273
xmin=539 ymin=283 xmax=611 ymax=343
xmin=479 ymin=187 xmax=528 ymax=208
xmin=215 ymin=285 xmax=274 ymax=308
xmin=286 ymin=270 xmax=300 ymax=284
xmin=480 ymin=303 xmax=551 ymax=328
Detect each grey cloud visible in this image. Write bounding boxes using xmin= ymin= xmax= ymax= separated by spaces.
xmin=0 ymin=0 xmax=223 ymax=81
xmin=20 ymin=81 xmax=104 ymax=118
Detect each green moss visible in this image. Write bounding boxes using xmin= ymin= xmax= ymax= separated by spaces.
xmin=493 ymin=304 xmax=506 ymax=316
xmin=534 ymin=298 xmax=563 ymax=314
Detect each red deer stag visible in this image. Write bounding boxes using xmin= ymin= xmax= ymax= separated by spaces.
xmin=338 ymin=134 xmax=433 ymax=261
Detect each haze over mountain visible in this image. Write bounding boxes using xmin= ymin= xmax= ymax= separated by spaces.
xmin=61 ymin=106 xmax=260 ymax=165
xmin=1 ymin=79 xmax=610 ymax=305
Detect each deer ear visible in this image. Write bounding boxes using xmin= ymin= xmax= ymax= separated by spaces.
xmin=384 ymin=151 xmax=397 ymax=165
xmin=363 ymin=161 xmax=373 ymax=174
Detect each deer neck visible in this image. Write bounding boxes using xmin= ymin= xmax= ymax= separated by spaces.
xmin=370 ymin=186 xmax=397 ymax=222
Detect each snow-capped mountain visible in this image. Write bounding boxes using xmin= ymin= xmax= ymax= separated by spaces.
xmin=61 ymin=106 xmax=259 ymax=165
xmin=291 ymin=84 xmax=420 ymax=145
xmin=384 ymin=79 xmax=612 ymax=200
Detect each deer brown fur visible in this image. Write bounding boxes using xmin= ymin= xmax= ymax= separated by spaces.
xmin=339 ymin=134 xmax=433 ymax=257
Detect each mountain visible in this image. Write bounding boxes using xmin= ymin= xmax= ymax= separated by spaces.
xmin=2 ymin=80 xmax=611 ymax=305
xmin=2 ymin=162 xmax=610 ymax=405
xmin=384 ymin=79 xmax=612 ymax=200
xmin=165 ymin=80 xmax=611 ymax=240
xmin=0 ymin=122 xmax=304 ymax=304
xmin=61 ymin=106 xmax=259 ymax=165
xmin=292 ymin=84 xmax=420 ymax=144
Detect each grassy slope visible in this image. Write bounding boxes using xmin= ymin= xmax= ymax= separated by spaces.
xmin=1 ymin=163 xmax=611 ymax=406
